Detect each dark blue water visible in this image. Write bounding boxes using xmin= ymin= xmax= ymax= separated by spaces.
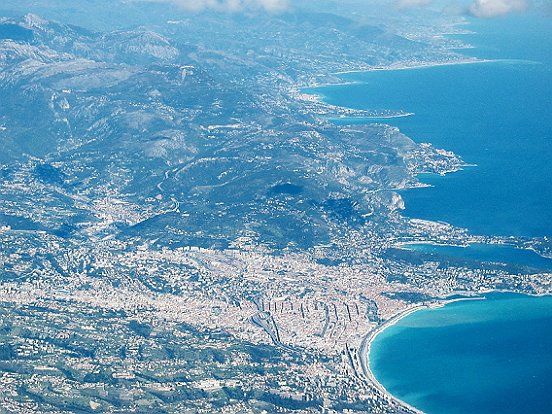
xmin=370 ymin=293 xmax=552 ymax=414
xmin=403 ymin=243 xmax=552 ymax=271
xmin=310 ymin=15 xmax=552 ymax=238
xmin=309 ymin=13 xmax=552 ymax=414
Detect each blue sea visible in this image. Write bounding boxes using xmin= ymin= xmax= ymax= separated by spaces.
xmin=310 ymin=12 xmax=552 ymax=414
xmin=370 ymin=293 xmax=552 ymax=414
xmin=310 ymin=15 xmax=552 ymax=239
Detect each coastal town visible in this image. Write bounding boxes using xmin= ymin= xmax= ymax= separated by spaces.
xmin=2 ymin=218 xmax=551 ymax=413
xmin=1 ymin=2 xmax=551 ymax=413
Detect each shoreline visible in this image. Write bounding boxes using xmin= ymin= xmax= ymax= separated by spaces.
xmin=359 ymin=304 xmax=426 ymax=414
xmin=299 ymin=56 xmax=538 ymax=101
xmin=293 ymin=58 xmax=497 ymax=104
xmin=329 ymin=112 xmax=415 ymax=121
xmin=394 ymin=241 xmax=552 ymax=268
xmin=294 ymin=58 xmax=500 ymax=121
xmin=332 ymin=57 xmax=495 ymax=76
xmin=359 ymin=296 xmax=485 ymax=414
xmin=359 ymin=291 xmax=552 ymax=413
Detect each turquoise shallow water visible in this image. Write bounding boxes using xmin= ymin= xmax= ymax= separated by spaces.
xmin=309 ymin=15 xmax=552 ymax=238
xmin=308 ymin=13 xmax=552 ymax=414
xmin=370 ymin=294 xmax=552 ymax=414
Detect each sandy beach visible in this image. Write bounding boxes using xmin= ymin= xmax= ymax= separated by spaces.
xmin=359 ymin=304 xmax=427 ymax=414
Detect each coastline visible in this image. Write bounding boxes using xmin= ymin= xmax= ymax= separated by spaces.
xmin=297 ymin=35 xmax=552 ymax=412
xmin=359 ymin=296 xmax=486 ymax=414
xmin=359 ymin=304 xmax=426 ymax=414
xmin=333 ymin=57 xmax=495 ymax=75
xmin=394 ymin=241 xmax=552 ymax=271
xmin=293 ymin=58 xmax=496 ymax=105
xmin=329 ymin=112 xmax=415 ymax=121
xmin=299 ymin=56 xmax=538 ymax=104
xmin=360 ymin=292 xmax=552 ymax=413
